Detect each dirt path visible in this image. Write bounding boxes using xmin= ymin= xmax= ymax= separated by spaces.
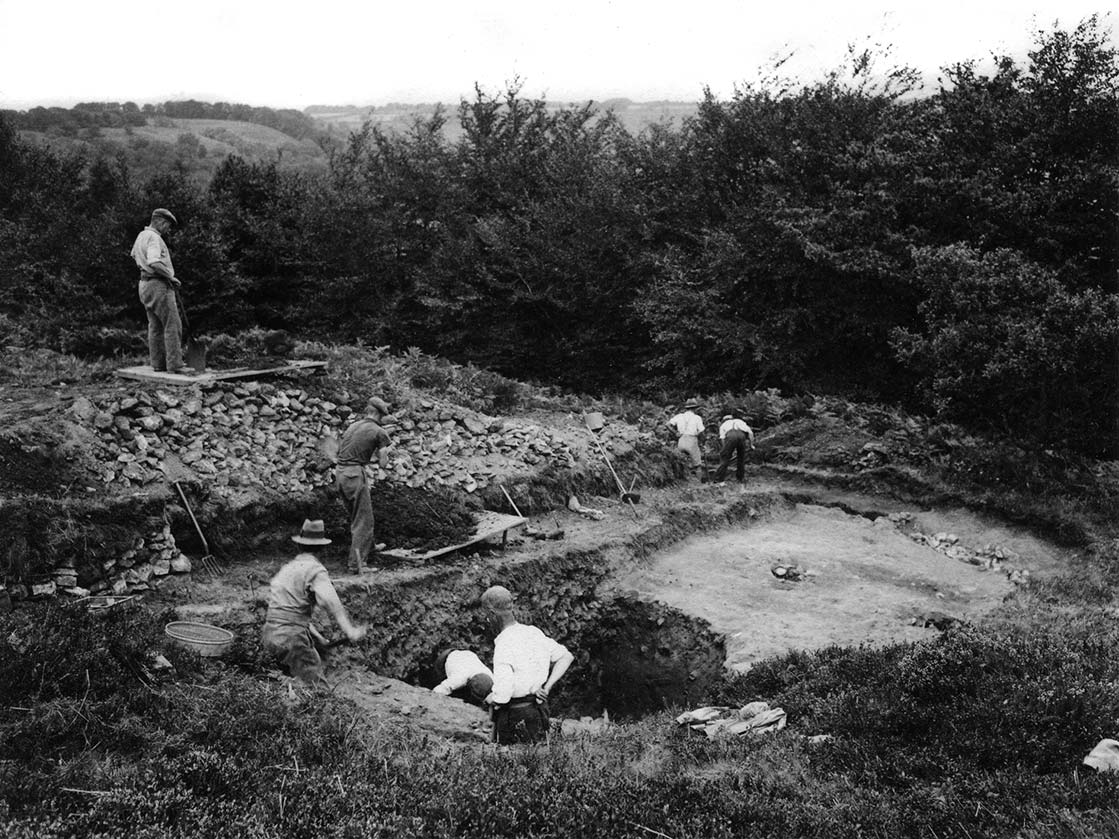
xmin=615 ymin=489 xmax=1070 ymax=671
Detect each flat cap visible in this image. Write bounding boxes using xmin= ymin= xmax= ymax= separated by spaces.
xmin=480 ymin=585 xmax=515 ymax=612
xmin=366 ymin=396 xmax=391 ymax=416
xmin=151 ymin=208 xmax=178 ymax=225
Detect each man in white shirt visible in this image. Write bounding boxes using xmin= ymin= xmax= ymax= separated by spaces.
xmin=431 ymin=648 xmax=494 ymax=705
xmin=480 ymin=585 xmax=574 ymax=745
xmin=713 ymin=409 xmax=756 ymax=483
xmin=667 ymin=398 xmax=706 ymax=479
xmin=130 ymin=208 xmax=193 ymax=374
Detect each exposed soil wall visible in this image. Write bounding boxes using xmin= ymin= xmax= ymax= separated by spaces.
xmin=328 ymin=491 xmax=781 ymax=717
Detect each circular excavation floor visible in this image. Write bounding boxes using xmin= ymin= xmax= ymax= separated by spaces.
xmin=615 ymin=491 xmax=1070 ymax=672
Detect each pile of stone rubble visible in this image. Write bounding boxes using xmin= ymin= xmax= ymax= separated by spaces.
xmin=67 ymin=382 xmax=583 ymax=497
xmin=887 ymin=512 xmax=1031 ymax=585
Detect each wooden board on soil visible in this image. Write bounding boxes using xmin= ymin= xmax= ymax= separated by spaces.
xmin=380 ymin=511 xmax=528 ymax=562
xmin=115 ymin=360 xmax=326 ymax=384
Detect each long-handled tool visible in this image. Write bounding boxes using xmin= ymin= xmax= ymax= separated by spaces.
xmin=171 ymin=481 xmax=224 ymax=578
xmin=583 ymin=416 xmax=640 ymax=518
xmin=174 ymin=289 xmax=208 ymax=372
xmin=162 ymin=453 xmax=223 ymax=578
xmin=500 ymin=484 xmax=525 ymax=518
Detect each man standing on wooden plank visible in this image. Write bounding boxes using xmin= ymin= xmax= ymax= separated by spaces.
xmin=335 ymin=396 xmax=392 ymax=574
xmin=130 ymin=208 xmax=193 ymax=375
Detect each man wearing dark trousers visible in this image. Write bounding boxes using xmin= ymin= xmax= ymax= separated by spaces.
xmin=480 ymin=585 xmax=574 ymax=745
xmin=713 ymin=410 xmax=755 ymax=483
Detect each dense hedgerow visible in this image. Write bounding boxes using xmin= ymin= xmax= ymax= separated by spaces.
xmin=4 ymin=596 xmax=1119 ymax=838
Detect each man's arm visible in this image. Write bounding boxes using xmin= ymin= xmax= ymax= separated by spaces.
xmin=485 ymin=661 xmax=515 ymax=705
xmin=143 ymin=239 xmax=179 ymax=285
xmin=377 ymin=428 xmax=392 ymax=469
xmin=311 ymin=576 xmax=366 ymax=642
xmin=433 ymin=670 xmax=469 ymax=695
xmin=535 ymin=649 xmax=574 ymax=703
xmin=746 ymin=427 xmax=756 ymax=449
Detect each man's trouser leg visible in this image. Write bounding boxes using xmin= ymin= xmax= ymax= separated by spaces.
xmin=337 ymin=465 xmax=375 ymax=573
xmin=138 ymin=280 xmax=183 ymax=370
xmin=677 ymin=435 xmax=702 ymax=478
xmin=714 ymin=431 xmax=748 ymax=482
xmin=734 ymin=437 xmax=748 ymax=482
xmin=713 ymin=436 xmax=735 ymax=482
xmin=493 ymin=698 xmax=550 ymax=745
xmin=261 ymin=623 xmax=325 ymax=685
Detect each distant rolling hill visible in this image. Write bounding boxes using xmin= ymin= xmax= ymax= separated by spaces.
xmin=18 ymin=117 xmax=329 ymax=183
xmin=309 ymin=99 xmax=699 ymax=141
xmin=15 ymin=100 xmax=699 ymax=183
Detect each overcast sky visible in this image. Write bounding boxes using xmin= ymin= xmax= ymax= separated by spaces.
xmin=0 ymin=1 xmax=1108 ymax=109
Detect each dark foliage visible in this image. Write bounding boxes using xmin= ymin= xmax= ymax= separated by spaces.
xmin=0 ymin=20 xmax=1116 ymax=455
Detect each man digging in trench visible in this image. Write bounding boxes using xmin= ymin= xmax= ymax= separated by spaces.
xmin=335 ymin=397 xmax=393 ymax=574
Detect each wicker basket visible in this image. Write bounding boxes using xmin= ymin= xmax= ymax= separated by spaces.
xmin=165 ymin=621 xmax=235 ymax=657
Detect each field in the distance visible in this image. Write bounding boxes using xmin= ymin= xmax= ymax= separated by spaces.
xmin=16 ymin=100 xmax=699 ymax=182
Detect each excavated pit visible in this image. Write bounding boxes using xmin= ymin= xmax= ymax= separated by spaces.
xmin=168 ymin=481 xmax=1072 ymax=728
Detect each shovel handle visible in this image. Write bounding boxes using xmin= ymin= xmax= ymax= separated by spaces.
xmin=172 ymin=480 xmax=210 ymax=556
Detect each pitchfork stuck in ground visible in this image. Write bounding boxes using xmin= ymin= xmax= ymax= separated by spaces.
xmin=161 ymin=453 xmax=225 ymax=578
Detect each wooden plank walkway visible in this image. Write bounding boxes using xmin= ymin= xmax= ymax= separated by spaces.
xmin=115 ymin=360 xmax=326 ymax=384
xmin=379 ymin=511 xmax=528 ymax=563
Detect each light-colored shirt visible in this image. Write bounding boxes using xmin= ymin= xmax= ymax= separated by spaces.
xmin=432 ymin=650 xmax=494 ymax=695
xmin=336 ymin=418 xmax=391 ymax=466
xmin=265 ymin=555 xmax=330 ymax=627
xmin=130 ymin=226 xmax=174 ymax=280
xmin=489 ymin=623 xmax=570 ymax=704
xmin=718 ymin=418 xmax=753 ymax=441
xmin=668 ymin=410 xmax=705 ymax=438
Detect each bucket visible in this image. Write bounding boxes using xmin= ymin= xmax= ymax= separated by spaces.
xmin=584 ymin=412 xmax=606 ymax=433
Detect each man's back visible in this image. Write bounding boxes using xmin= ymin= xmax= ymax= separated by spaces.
xmin=669 ymin=410 xmax=704 ymax=437
xmin=491 ymin=622 xmax=569 ymax=702
xmin=336 ymin=418 xmax=390 ymax=465
xmin=130 ymin=226 xmax=173 ymax=278
xmin=267 ymin=555 xmax=329 ymax=623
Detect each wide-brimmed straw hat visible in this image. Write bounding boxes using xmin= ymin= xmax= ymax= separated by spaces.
xmin=684 ymin=398 xmax=700 ymax=409
xmin=292 ymin=519 xmax=332 ymax=545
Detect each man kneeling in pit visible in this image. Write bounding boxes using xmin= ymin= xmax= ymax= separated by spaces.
xmin=431 ymin=647 xmax=494 ymax=706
